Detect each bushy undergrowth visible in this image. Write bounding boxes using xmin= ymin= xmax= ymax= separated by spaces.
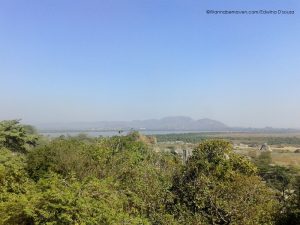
xmin=1 ymin=121 xmax=299 ymax=224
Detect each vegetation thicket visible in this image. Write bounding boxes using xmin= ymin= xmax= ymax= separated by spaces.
xmin=0 ymin=120 xmax=39 ymax=153
xmin=0 ymin=120 xmax=299 ymax=225
xmin=155 ymin=133 xmax=300 ymax=146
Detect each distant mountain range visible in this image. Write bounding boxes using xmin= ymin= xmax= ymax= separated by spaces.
xmin=36 ymin=116 xmax=299 ymax=132
xmin=37 ymin=116 xmax=227 ymax=131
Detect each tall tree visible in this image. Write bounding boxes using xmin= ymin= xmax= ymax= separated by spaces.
xmin=170 ymin=140 xmax=279 ymax=225
xmin=0 ymin=120 xmax=38 ymax=153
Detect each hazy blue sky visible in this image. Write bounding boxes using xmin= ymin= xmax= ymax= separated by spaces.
xmin=0 ymin=0 xmax=299 ymax=128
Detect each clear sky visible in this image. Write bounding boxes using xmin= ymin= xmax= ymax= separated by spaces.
xmin=0 ymin=0 xmax=299 ymax=128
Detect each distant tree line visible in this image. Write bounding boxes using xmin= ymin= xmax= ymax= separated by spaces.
xmin=155 ymin=133 xmax=300 ymax=146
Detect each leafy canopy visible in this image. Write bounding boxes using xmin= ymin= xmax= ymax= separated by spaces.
xmin=170 ymin=140 xmax=279 ymax=225
xmin=0 ymin=120 xmax=38 ymax=153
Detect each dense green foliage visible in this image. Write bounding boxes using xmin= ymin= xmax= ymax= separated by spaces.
xmin=254 ymin=152 xmax=300 ymax=224
xmin=1 ymin=121 xmax=300 ymax=224
xmin=169 ymin=140 xmax=279 ymax=225
xmin=0 ymin=120 xmax=39 ymax=153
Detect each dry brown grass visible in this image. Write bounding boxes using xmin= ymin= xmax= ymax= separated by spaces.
xmin=271 ymin=153 xmax=300 ymax=167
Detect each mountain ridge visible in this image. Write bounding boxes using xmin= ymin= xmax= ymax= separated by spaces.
xmin=36 ymin=116 xmax=228 ymax=131
xmin=36 ymin=116 xmax=300 ymax=132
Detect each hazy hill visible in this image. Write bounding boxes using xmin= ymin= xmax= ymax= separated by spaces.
xmin=37 ymin=116 xmax=229 ymax=131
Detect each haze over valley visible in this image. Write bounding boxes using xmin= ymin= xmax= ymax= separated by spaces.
xmin=36 ymin=116 xmax=300 ymax=133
